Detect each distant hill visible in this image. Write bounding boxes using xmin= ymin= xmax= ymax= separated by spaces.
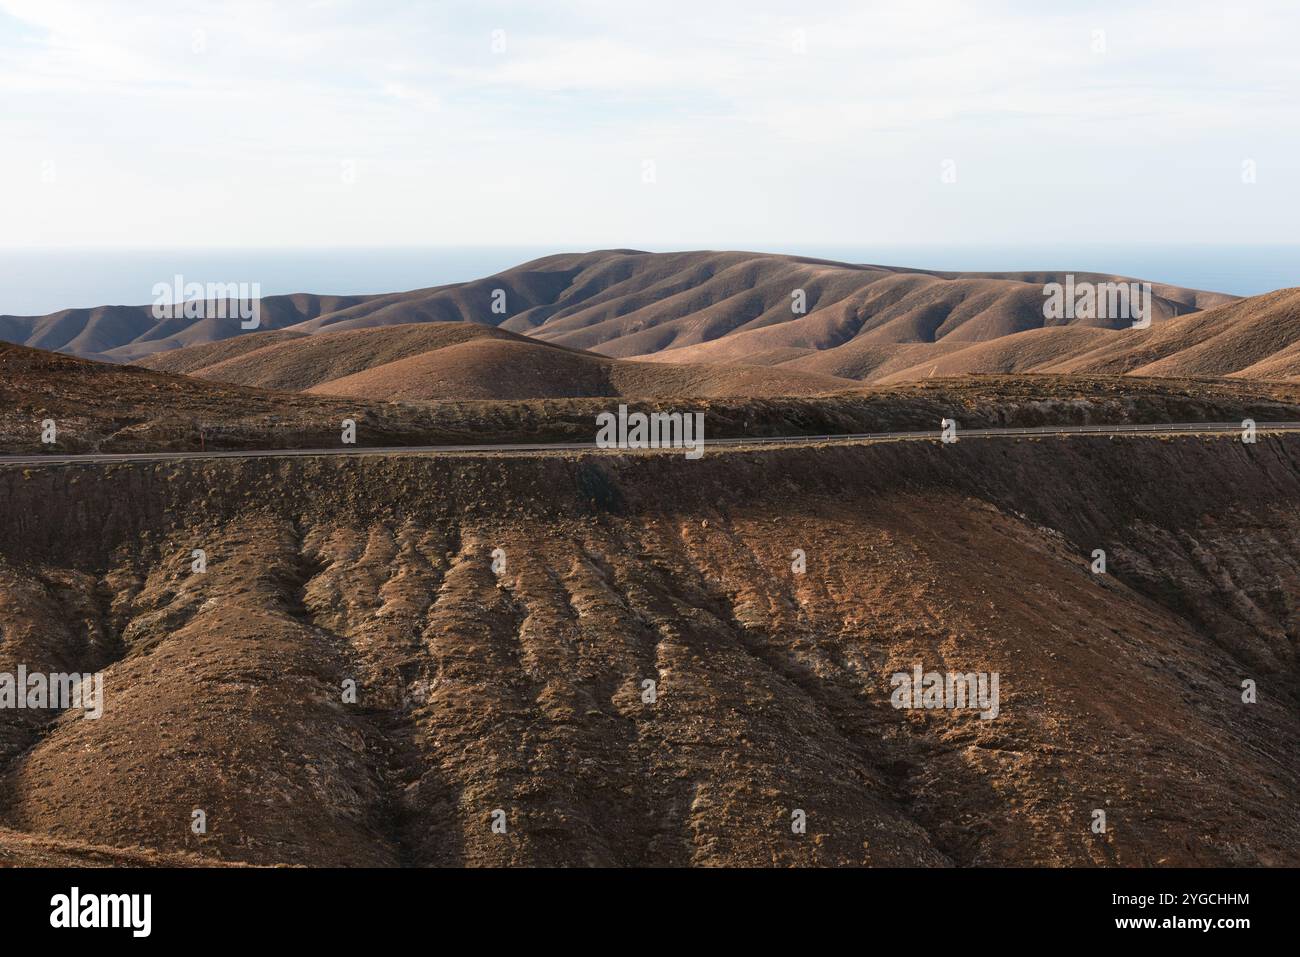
xmin=0 ymin=294 xmax=374 ymax=363
xmin=9 ymin=248 xmax=1299 ymax=388
xmin=0 ymin=249 xmax=1233 ymax=361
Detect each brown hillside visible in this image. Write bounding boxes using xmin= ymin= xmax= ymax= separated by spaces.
xmin=300 ymin=335 xmax=854 ymax=401
xmin=9 ymin=339 xmax=1300 ymax=456
xmin=0 ymin=251 xmax=1234 ymax=369
xmin=138 ymin=329 xmax=311 ymax=375
xmin=776 ymin=286 xmax=1300 ymax=384
xmin=140 ymin=322 xmax=854 ymax=401
xmin=1 ymin=434 xmax=1297 ymax=865
xmin=139 ymin=322 xmax=532 ymax=392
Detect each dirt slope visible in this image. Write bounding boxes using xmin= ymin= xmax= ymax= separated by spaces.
xmin=135 ymin=329 xmax=311 ymax=375
xmin=0 ymin=340 xmax=460 ymax=454
xmin=768 ymin=290 xmax=1300 ymax=384
xmin=1042 ymin=288 xmax=1300 ymax=380
xmin=138 ymin=323 xmax=854 ymax=400
xmin=0 ymin=434 xmax=1296 ymax=866
xmin=9 ymin=340 xmax=1300 ymax=456
xmin=302 ymin=338 xmax=853 ymax=401
xmin=142 ymin=323 xmax=534 ymax=392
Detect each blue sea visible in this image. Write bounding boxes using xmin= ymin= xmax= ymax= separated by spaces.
xmin=1 ymin=245 xmax=1297 ymax=317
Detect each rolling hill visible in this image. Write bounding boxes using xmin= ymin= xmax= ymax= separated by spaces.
xmin=138 ymin=322 xmax=856 ymax=400
xmin=0 ymin=249 xmax=1233 ymax=359
xmin=797 ymin=287 xmax=1300 ymax=384
xmin=0 ymin=293 xmax=375 ymax=364
xmin=7 ymin=250 xmax=1299 ymax=395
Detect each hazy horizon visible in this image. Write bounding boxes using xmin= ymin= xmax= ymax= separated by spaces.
xmin=3 ymin=243 xmax=1298 ymax=316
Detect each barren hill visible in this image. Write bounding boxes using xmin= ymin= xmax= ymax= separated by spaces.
xmin=1044 ymin=288 xmax=1300 ymax=379
xmin=0 ymin=250 xmax=1235 ymax=369
xmin=9 ymin=338 xmax=1300 ymax=457
xmin=139 ymin=322 xmax=854 ymax=401
xmin=762 ymin=286 xmax=1300 ymax=384
xmin=142 ymin=323 xmax=533 ymax=392
xmin=1 ymin=431 xmax=1297 ymax=865
xmin=0 ymin=293 xmax=376 ymax=364
xmin=8 ymin=250 xmax=1300 ymax=403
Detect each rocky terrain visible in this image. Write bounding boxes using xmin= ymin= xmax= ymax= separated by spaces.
xmin=0 ymin=431 xmax=1297 ymax=866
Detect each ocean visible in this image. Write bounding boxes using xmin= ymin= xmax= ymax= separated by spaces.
xmin=2 ymin=245 xmax=1297 ymax=317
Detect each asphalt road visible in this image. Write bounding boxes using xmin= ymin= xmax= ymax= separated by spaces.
xmin=2 ymin=421 xmax=1297 ymax=468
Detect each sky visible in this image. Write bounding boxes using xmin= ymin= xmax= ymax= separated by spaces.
xmin=1 ymin=0 xmax=1298 ymax=249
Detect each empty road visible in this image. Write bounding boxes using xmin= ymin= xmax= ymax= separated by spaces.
xmin=1 ymin=420 xmax=1297 ymax=468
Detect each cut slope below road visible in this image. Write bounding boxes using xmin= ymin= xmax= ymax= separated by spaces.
xmin=0 ymin=434 xmax=1296 ymax=865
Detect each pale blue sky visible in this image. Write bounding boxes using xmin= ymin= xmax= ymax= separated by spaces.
xmin=1 ymin=0 xmax=1297 ymax=249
